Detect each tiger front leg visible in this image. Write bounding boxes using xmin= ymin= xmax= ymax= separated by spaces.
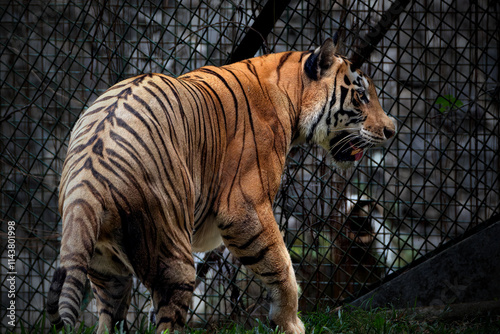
xmin=219 ymin=206 xmax=305 ymax=334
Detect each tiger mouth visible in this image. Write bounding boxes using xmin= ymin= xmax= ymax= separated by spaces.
xmin=329 ymin=133 xmax=365 ymax=162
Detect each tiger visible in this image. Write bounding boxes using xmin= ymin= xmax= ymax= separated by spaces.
xmin=47 ymin=37 xmax=395 ymax=334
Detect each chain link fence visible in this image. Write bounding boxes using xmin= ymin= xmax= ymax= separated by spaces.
xmin=1 ymin=0 xmax=499 ymax=331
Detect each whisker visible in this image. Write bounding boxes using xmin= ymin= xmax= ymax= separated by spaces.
xmin=329 ymin=137 xmax=354 ymax=152
xmin=336 ymin=133 xmax=358 ymax=145
xmin=357 ymin=139 xmax=372 ymax=148
xmin=328 ymin=133 xmax=358 ymax=155
xmin=359 ymin=142 xmax=374 ymax=149
xmin=327 ymin=127 xmax=353 ymax=135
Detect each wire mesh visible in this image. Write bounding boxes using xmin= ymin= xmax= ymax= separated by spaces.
xmin=1 ymin=0 xmax=499 ymax=331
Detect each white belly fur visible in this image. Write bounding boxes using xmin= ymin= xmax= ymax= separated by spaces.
xmin=192 ymin=216 xmax=223 ymax=253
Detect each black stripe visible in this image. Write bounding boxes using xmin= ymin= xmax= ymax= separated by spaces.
xmin=99 ymin=308 xmax=114 ymax=316
xmin=326 ymin=75 xmax=338 ymax=127
xmin=344 ymin=75 xmax=351 ymax=85
xmin=156 ymin=283 xmax=195 ymax=310
xmin=142 ymin=84 xmax=181 ymax=144
xmin=333 ymin=86 xmax=360 ymax=127
xmin=266 ymin=278 xmax=288 ymax=285
xmin=175 ymin=309 xmax=186 ymax=326
xmin=218 ymin=221 xmax=233 ymax=231
xmin=107 ymin=148 xmax=187 ymax=238
xmin=157 ymin=316 xmax=174 ymax=325
xmin=92 ymin=138 xmax=104 ymax=157
xmin=94 ymin=291 xmax=115 ymax=309
xmin=50 ymin=317 xmax=63 ymax=329
xmin=149 ymin=290 xmax=168 ymax=311
xmin=122 ymin=98 xmax=192 ymax=219
xmin=116 ymin=106 xmax=159 ymax=164
xmin=65 ymin=275 xmax=85 ymax=292
xmin=60 ymin=311 xmax=76 ymax=324
xmin=99 ymin=286 xmax=131 ymax=301
xmin=158 ymin=75 xmax=189 ymax=122
xmin=64 ymin=153 xmax=87 ymax=176
xmin=171 ymin=283 xmax=195 ymax=292
xmin=131 ymin=93 xmax=173 ymax=153
xmin=239 ymin=246 xmax=270 ymax=266
xmin=306 ymin=102 xmax=327 ymax=142
xmin=69 ymin=118 xmax=98 ymax=137
xmin=183 ymin=79 xmax=225 ymax=224
xmin=277 ymin=52 xmax=293 ymax=73
xmin=340 ymin=86 xmax=349 ymax=107
xmin=60 ymin=253 xmax=88 ymax=266
xmin=223 ymin=68 xmax=268 ymax=204
xmin=299 ymin=50 xmax=313 ymax=63
xmin=70 ymin=134 xmax=99 ymax=155
xmin=59 ymin=302 xmax=79 ymax=320
xmin=114 ymin=112 xmax=188 ymax=226
xmin=197 ymin=68 xmax=235 ymax=135
xmin=65 ymin=265 xmax=88 ymax=275
xmin=228 ymin=230 xmax=262 ymax=249
xmin=245 ymin=62 xmax=266 ymax=94
xmin=81 ymin=180 xmax=106 ymax=207
xmin=60 ymin=289 xmax=81 ymax=306
xmin=352 ymin=93 xmax=360 ymax=108
xmin=47 ymin=305 xmax=59 ymax=314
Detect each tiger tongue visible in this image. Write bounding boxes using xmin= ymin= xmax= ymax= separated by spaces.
xmin=349 ymin=142 xmax=364 ymax=161
xmin=354 ymin=151 xmax=363 ymax=161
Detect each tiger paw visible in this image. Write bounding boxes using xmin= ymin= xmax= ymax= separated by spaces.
xmin=271 ymin=317 xmax=305 ymax=334
xmin=286 ymin=318 xmax=305 ymax=334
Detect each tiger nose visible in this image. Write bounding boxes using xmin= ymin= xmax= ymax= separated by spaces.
xmin=383 ymin=127 xmax=395 ymax=140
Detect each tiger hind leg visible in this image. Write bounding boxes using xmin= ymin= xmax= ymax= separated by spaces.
xmin=86 ymin=241 xmax=135 ymax=334
xmin=149 ymin=258 xmax=196 ymax=333
xmin=120 ymin=210 xmax=196 ymax=332
xmin=88 ymin=268 xmax=133 ymax=334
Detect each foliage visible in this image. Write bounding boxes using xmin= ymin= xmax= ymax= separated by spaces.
xmin=435 ymin=95 xmax=464 ymax=113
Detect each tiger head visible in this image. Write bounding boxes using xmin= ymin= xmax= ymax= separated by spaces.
xmin=298 ymin=37 xmax=396 ymax=169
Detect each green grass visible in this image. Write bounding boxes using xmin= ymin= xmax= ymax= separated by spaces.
xmin=303 ymin=306 xmax=500 ymax=334
xmin=8 ymin=307 xmax=500 ymax=334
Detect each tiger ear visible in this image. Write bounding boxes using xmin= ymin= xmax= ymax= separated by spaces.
xmin=304 ymin=35 xmax=338 ymax=81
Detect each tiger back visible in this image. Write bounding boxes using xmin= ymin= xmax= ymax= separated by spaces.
xmin=48 ymin=38 xmax=395 ymax=334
